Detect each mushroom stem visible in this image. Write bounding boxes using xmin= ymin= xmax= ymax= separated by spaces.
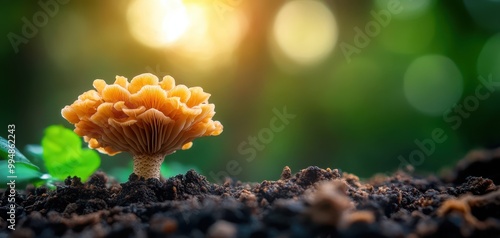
xmin=132 ymin=154 xmax=165 ymax=179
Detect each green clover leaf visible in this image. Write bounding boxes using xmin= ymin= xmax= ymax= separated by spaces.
xmin=42 ymin=125 xmax=100 ymax=181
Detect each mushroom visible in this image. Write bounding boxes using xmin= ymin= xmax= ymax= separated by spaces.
xmin=61 ymin=73 xmax=223 ymax=179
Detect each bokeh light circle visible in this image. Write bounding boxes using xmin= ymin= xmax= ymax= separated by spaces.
xmin=127 ymin=0 xmax=189 ymax=48
xmin=404 ymin=55 xmax=463 ymax=116
xmin=272 ymin=0 xmax=338 ymax=66
xmin=477 ymin=33 xmax=500 ymax=78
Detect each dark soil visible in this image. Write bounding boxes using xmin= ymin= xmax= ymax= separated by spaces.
xmin=1 ymin=149 xmax=500 ymax=238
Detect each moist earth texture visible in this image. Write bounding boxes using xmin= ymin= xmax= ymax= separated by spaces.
xmin=1 ymin=149 xmax=500 ymax=238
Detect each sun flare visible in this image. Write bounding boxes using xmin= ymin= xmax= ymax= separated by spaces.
xmin=127 ymin=0 xmax=190 ymax=48
xmin=127 ymin=0 xmax=247 ymax=71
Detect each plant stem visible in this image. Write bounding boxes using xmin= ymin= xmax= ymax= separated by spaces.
xmin=132 ymin=154 xmax=165 ymax=179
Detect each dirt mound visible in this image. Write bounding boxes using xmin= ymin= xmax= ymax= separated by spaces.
xmin=1 ymin=151 xmax=500 ymax=237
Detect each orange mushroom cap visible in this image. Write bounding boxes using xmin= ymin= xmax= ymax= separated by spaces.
xmin=61 ymin=73 xmax=223 ymax=159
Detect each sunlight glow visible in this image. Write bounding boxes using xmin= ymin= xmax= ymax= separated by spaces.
xmin=127 ymin=0 xmax=247 ymax=71
xmin=127 ymin=0 xmax=189 ymax=48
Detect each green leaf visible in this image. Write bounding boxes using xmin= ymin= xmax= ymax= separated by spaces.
xmin=0 ymin=136 xmax=39 ymax=170
xmin=25 ymin=144 xmax=43 ymax=160
xmin=24 ymin=144 xmax=47 ymax=171
xmin=42 ymin=125 xmax=101 ymax=181
xmin=0 ymin=160 xmax=44 ymax=188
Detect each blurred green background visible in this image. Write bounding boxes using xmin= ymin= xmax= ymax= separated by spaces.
xmin=1 ymin=0 xmax=500 ymax=182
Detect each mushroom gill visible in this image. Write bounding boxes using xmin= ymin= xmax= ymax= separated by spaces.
xmin=62 ymin=73 xmax=223 ymax=179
